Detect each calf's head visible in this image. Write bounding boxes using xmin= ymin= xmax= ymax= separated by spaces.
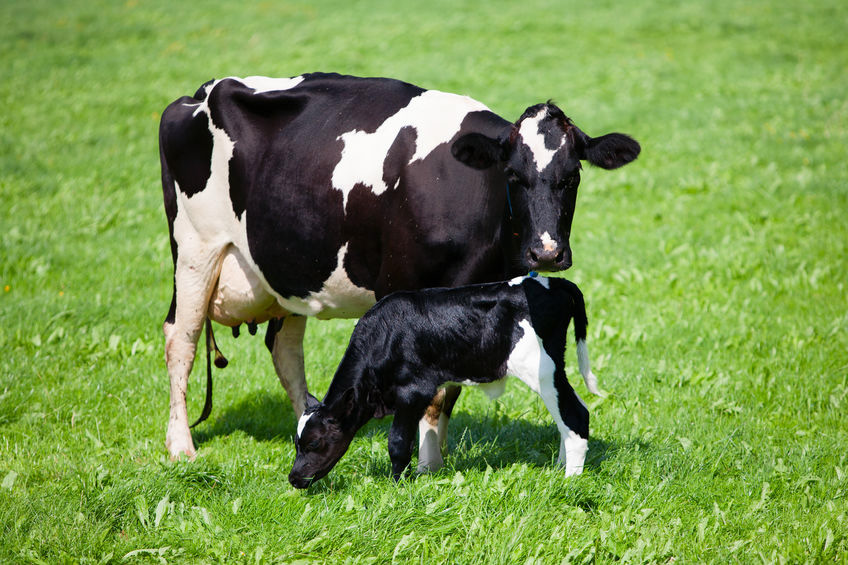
xmin=288 ymin=392 xmax=359 ymax=489
xmin=452 ymin=103 xmax=640 ymax=272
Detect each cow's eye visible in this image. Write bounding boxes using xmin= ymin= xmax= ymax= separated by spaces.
xmin=306 ymin=439 xmax=321 ymax=452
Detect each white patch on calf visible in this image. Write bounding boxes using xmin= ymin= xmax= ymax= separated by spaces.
xmin=518 ymin=108 xmax=565 ymax=172
xmin=577 ymin=339 xmax=602 ymax=396
xmin=507 ymin=319 xmax=587 ymax=475
xmin=417 ymin=416 xmax=442 ymax=473
xmin=506 ymin=319 xmax=556 ymax=397
xmin=332 ymin=90 xmax=490 ymax=208
xmin=296 ymin=412 xmax=313 ymax=440
xmin=561 ymin=430 xmax=588 ymax=476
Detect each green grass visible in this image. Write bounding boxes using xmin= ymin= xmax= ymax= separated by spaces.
xmin=1 ymin=0 xmax=847 ymax=562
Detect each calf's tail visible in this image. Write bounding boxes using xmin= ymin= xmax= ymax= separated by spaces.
xmin=569 ymin=285 xmax=603 ymax=397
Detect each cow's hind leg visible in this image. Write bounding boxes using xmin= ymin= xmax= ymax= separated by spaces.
xmin=417 ymin=385 xmax=461 ymax=473
xmin=267 ymin=314 xmax=308 ymax=419
xmin=164 ymin=244 xmax=226 ymax=460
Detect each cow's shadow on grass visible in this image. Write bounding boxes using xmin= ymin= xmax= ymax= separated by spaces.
xmin=191 ymin=391 xmax=297 ymax=446
xmin=191 ymin=391 xmax=640 ymax=491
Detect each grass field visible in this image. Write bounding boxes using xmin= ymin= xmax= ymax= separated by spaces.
xmin=2 ymin=0 xmax=847 ymax=562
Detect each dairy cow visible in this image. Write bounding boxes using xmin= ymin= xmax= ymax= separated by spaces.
xmin=158 ymin=72 xmax=639 ymax=464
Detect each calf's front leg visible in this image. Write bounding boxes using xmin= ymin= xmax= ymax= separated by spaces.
xmin=388 ymin=412 xmax=420 ymax=481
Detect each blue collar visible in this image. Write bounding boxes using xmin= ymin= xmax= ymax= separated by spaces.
xmin=506 ymin=182 xmax=513 ymax=217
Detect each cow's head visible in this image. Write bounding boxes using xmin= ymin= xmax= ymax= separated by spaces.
xmin=289 ymin=392 xmax=358 ymax=489
xmin=452 ymin=103 xmax=640 ymax=272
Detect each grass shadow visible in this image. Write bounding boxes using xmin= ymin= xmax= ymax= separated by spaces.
xmin=191 ymin=391 xmax=298 ymax=447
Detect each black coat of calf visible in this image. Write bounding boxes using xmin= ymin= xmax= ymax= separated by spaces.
xmin=289 ymin=275 xmax=600 ymax=487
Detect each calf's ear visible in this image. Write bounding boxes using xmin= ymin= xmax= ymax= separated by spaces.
xmin=580 ymin=132 xmax=641 ymax=170
xmin=451 ymin=133 xmax=505 ymax=169
xmin=305 ymin=392 xmax=321 ymax=411
xmin=368 ymin=389 xmax=390 ymax=419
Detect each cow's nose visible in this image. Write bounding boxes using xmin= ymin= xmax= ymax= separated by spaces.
xmin=527 ymin=247 xmax=571 ymax=271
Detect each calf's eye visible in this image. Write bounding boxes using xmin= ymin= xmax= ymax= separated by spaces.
xmin=306 ymin=440 xmax=321 ymax=451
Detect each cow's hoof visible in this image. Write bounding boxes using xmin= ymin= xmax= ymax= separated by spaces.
xmin=165 ymin=435 xmax=197 ymax=461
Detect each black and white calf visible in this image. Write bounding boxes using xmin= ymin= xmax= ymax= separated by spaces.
xmin=159 ymin=73 xmax=637 ymax=464
xmin=289 ymin=275 xmax=601 ymax=488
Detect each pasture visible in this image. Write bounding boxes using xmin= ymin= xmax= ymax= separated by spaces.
xmin=1 ymin=0 xmax=846 ymax=562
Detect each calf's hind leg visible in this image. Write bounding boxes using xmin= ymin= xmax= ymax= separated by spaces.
xmin=549 ymin=370 xmax=589 ymax=476
xmin=417 ymin=385 xmax=461 ymax=473
xmin=164 ymin=244 xmax=226 ymax=460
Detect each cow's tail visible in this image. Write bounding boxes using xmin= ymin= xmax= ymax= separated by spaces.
xmin=569 ymin=283 xmax=603 ymax=397
xmin=190 ymin=318 xmax=228 ymax=429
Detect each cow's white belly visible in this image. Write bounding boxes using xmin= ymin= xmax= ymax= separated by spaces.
xmin=208 ymin=247 xmax=289 ymax=326
xmin=208 ymin=244 xmax=377 ymax=325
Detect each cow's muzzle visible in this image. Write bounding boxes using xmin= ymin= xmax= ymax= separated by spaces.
xmin=527 ymin=246 xmax=571 ymax=272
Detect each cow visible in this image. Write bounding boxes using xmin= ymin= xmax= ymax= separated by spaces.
xmin=289 ymin=275 xmax=600 ymax=487
xmin=158 ymin=72 xmax=639 ymax=466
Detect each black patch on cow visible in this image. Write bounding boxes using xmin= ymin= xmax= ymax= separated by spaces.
xmin=343 ymin=182 xmax=383 ymax=291
xmin=194 ymin=78 xmax=216 ymax=101
xmin=382 ymin=125 xmax=417 ymax=192
xmin=189 ymin=74 xmax=430 ymax=298
xmin=206 ymin=78 xmax=310 ymax=219
xmin=159 ymin=96 xmax=214 ymax=197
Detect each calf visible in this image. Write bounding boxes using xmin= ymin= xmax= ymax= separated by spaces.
xmin=289 ymin=275 xmax=600 ymax=488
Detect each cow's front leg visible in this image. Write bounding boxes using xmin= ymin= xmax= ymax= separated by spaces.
xmin=268 ymin=315 xmax=308 ymax=419
xmin=389 ymin=412 xmax=420 ymax=481
xmin=417 ymin=385 xmax=461 ymax=473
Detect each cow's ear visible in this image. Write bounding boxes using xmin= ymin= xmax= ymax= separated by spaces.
xmin=579 ymin=132 xmax=641 ymax=170
xmin=451 ymin=133 xmax=505 ymax=169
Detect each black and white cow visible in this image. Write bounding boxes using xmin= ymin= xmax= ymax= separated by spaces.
xmin=159 ymin=73 xmax=638 ymax=464
xmin=289 ymin=275 xmax=600 ymax=487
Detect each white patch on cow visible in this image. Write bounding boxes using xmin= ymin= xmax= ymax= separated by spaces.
xmin=540 ymin=231 xmax=558 ymax=252
xmin=332 ymin=90 xmax=490 ymax=208
xmin=237 ymin=75 xmax=305 ymax=94
xmin=577 ymin=339 xmax=602 ymax=396
xmin=518 ymin=108 xmax=565 ymax=172
xmin=296 ymin=412 xmax=313 ymax=440
xmin=300 ymin=244 xmax=377 ymax=318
